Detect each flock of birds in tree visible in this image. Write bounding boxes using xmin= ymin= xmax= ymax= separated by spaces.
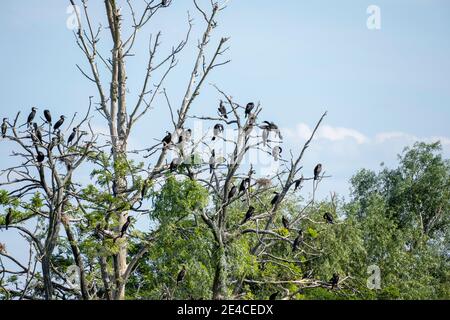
xmin=1 ymin=108 xmax=83 ymax=232
xmin=157 ymin=101 xmax=340 ymax=296
xmin=1 ymin=107 xmax=80 ymax=166
xmin=1 ymin=103 xmax=340 ymax=298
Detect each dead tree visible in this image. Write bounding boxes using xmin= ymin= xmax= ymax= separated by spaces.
xmin=187 ymin=87 xmax=333 ymax=299
xmin=68 ymin=0 xmax=230 ymax=299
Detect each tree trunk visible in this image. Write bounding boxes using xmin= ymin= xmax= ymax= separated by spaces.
xmin=212 ymin=246 xmax=227 ymax=300
xmin=42 ymin=256 xmax=54 ymax=300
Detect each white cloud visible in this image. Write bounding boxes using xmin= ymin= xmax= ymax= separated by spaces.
xmin=287 ymin=124 xmax=450 ymax=148
xmin=320 ymin=125 xmax=369 ymax=144
xmin=375 ymin=131 xmax=450 ymax=146
xmin=289 ymin=123 xmax=369 ymax=144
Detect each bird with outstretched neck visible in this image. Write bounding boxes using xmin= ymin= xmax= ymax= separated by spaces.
xmin=53 ymin=115 xmax=66 ymax=132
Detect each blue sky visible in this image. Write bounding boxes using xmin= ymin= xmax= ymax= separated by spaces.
xmin=0 ymin=0 xmax=449 ymax=199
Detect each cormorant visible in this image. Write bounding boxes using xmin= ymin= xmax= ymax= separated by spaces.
xmin=1 ymin=118 xmax=7 ymax=138
xmin=68 ymin=128 xmax=77 ymax=145
xmin=209 ymin=149 xmax=216 ymax=174
xmin=53 ymin=115 xmax=66 ymax=131
xmin=5 ymin=208 xmax=12 ymax=230
xmin=228 ymin=185 xmax=237 ymax=200
xmin=36 ymin=151 xmax=45 ymax=163
xmin=261 ymin=121 xmax=282 ymax=140
xmin=120 ymin=216 xmax=132 ymax=238
xmin=241 ymin=206 xmax=255 ymax=225
xmin=272 ymin=146 xmax=282 ymax=161
xmin=262 ymin=121 xmax=278 ymax=131
xmin=34 ymin=125 xmax=43 ymax=144
xmin=112 ymin=180 xmax=118 ymax=197
xmin=177 ymin=265 xmax=187 ymax=284
xmin=282 ymin=216 xmax=289 ymax=229
xmin=245 ymin=102 xmax=255 ymax=118
xmin=27 ymin=107 xmax=37 ymax=126
xmin=292 ymin=229 xmax=303 ymax=252
xmin=48 ymin=137 xmax=59 ymax=151
xmin=170 ymin=158 xmax=181 ymax=172
xmin=269 ymin=292 xmax=279 ymax=300
xmin=239 ymin=178 xmax=250 ymax=193
xmin=314 ymin=163 xmax=322 ymax=181
xmin=212 ymin=123 xmax=224 ymax=141
xmin=294 ymin=176 xmax=304 ymax=191
xmin=44 ymin=110 xmax=52 ymax=123
xmin=330 ymin=273 xmax=339 ymax=289
xmin=162 ymin=131 xmax=172 ymax=146
xmin=218 ymin=100 xmax=228 ymax=119
xmin=271 ymin=192 xmax=280 ymax=207
xmin=323 ymin=212 xmax=334 ymax=224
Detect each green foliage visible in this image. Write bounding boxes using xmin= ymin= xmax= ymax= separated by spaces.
xmin=2 ymin=141 xmax=448 ymax=301
xmin=345 ymin=142 xmax=450 ymax=300
xmin=126 ymin=142 xmax=449 ymax=300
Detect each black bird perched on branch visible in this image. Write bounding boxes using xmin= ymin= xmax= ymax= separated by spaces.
xmin=282 ymin=216 xmax=290 ymax=229
xmin=162 ymin=131 xmax=172 ymax=146
xmin=27 ymin=107 xmax=37 ymax=127
xmin=120 ymin=216 xmax=132 ymax=238
xmin=330 ymin=273 xmax=339 ymax=289
xmin=294 ymin=176 xmax=304 ymax=191
xmin=262 ymin=121 xmax=283 ymax=140
xmin=177 ymin=265 xmax=187 ymax=285
xmin=323 ymin=212 xmax=334 ymax=224
xmin=269 ymin=292 xmax=279 ymax=300
xmin=33 ymin=124 xmax=43 ymax=144
xmin=218 ymin=100 xmax=228 ymax=119
xmin=228 ymin=185 xmax=237 ymax=200
xmin=245 ymin=102 xmax=255 ymax=118
xmin=212 ymin=123 xmax=224 ymax=141
xmin=48 ymin=137 xmax=59 ymax=151
xmin=314 ymin=163 xmax=322 ymax=181
xmin=170 ymin=158 xmax=181 ymax=172
xmin=68 ymin=128 xmax=77 ymax=145
xmin=36 ymin=151 xmax=45 ymax=163
xmin=44 ymin=110 xmax=52 ymax=124
xmin=209 ymin=149 xmax=216 ymax=174
xmin=111 ymin=180 xmax=118 ymax=197
xmin=292 ymin=229 xmax=303 ymax=252
xmin=241 ymin=206 xmax=255 ymax=225
xmin=239 ymin=178 xmax=250 ymax=194
xmin=5 ymin=208 xmax=12 ymax=230
xmin=53 ymin=115 xmax=66 ymax=131
xmin=271 ymin=192 xmax=280 ymax=207
xmin=262 ymin=121 xmax=278 ymax=131
xmin=1 ymin=118 xmax=7 ymax=138
xmin=272 ymin=146 xmax=282 ymax=161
